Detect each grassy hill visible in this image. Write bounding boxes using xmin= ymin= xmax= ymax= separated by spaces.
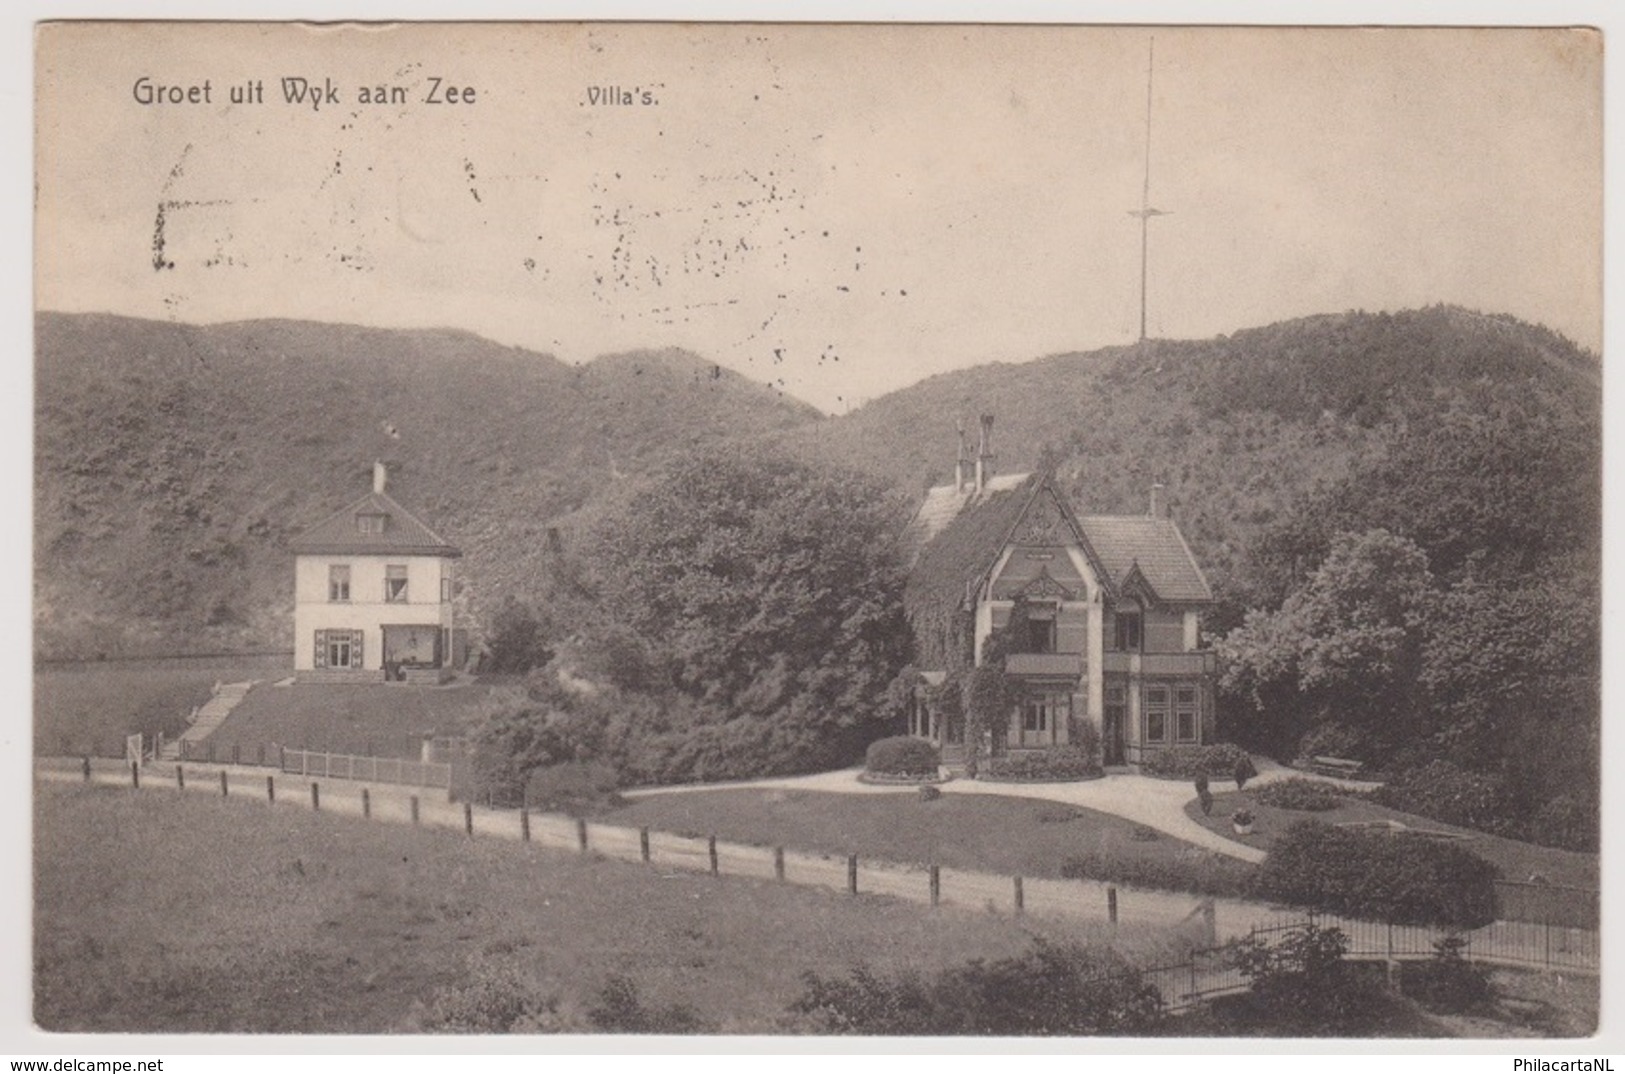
xmin=783 ymin=305 xmax=1599 ymax=615
xmin=34 ymin=305 xmax=1598 ymax=657
xmin=34 ymin=313 xmax=819 ymax=657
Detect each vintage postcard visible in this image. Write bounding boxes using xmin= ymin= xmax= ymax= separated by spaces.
xmin=29 ymin=18 xmax=1603 ymax=1050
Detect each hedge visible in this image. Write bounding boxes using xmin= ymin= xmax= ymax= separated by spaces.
xmin=1141 ymin=743 xmax=1255 ymax=781
xmin=864 ymin=735 xmax=940 ymax=778
xmin=982 ymin=746 xmax=1102 ymax=782
xmin=1254 ymin=777 xmax=1342 ymax=812
xmin=1255 ymin=820 xmax=1499 ymax=928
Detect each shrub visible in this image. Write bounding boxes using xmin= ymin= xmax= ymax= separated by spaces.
xmin=1141 ymin=743 xmax=1255 ymax=780
xmin=788 ymin=940 xmax=1164 ymax=1035
xmin=864 ymin=735 xmax=940 ymax=778
xmin=419 ymin=955 xmax=578 ymax=1033
xmin=1225 ymin=921 xmax=1397 ymax=1034
xmin=1399 ymin=934 xmax=1493 ymax=1014
xmin=982 ymin=746 xmax=1102 ymax=782
xmin=917 ymin=784 xmax=942 ymax=802
xmin=587 ymin=975 xmax=709 ymax=1034
xmin=1531 ymin=794 xmax=1598 ymax=853
xmin=1255 ymin=777 xmax=1342 ymax=812
xmin=1233 ymin=755 xmax=1258 ymax=790
xmin=1369 ymin=760 xmax=1518 ymax=834
xmin=1255 ymin=820 xmax=1499 ymax=927
xmin=1061 ymin=847 xmax=1256 ymax=900
xmin=524 ymin=761 xmax=622 ymax=816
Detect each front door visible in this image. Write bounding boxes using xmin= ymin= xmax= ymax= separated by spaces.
xmin=1103 ymin=703 xmax=1126 ymax=765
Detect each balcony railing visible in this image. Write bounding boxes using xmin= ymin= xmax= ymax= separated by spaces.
xmin=1101 ymin=650 xmax=1217 ymax=675
xmin=1004 ymin=652 xmax=1084 ymax=678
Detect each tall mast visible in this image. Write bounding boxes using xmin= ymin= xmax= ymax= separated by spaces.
xmin=1128 ymin=37 xmax=1170 ymax=343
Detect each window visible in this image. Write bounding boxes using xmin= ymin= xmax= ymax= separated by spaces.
xmin=314 ymin=628 xmax=363 ymax=669
xmin=1115 ymin=607 xmax=1142 ymax=651
xmin=328 ymin=564 xmax=350 ymax=602
xmin=1021 ymin=690 xmax=1070 ymax=745
xmin=356 ymin=512 xmax=387 ymax=535
xmin=1144 ymin=684 xmax=1169 ymax=743
xmin=385 ymin=564 xmax=408 ymax=603
xmin=1176 ymin=685 xmax=1200 ymax=742
xmin=1018 ymin=606 xmax=1058 ymax=653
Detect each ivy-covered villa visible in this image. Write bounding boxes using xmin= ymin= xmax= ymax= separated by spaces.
xmin=901 ymin=416 xmax=1217 ymax=769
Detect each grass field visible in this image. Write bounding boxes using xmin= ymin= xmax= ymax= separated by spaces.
xmin=207 ymin=678 xmax=511 ymax=759
xmin=1182 ymin=790 xmax=1598 ymax=891
xmin=603 ymin=787 xmax=1255 ymax=892
xmin=34 ymin=656 xmax=289 ymax=757
xmin=34 ymin=782 xmax=1184 ymax=1034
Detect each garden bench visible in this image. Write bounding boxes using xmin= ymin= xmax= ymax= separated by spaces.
xmin=1310 ymin=755 xmax=1364 ymax=778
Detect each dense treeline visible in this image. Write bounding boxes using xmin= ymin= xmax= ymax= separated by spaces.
xmin=466 ymin=444 xmax=914 ymax=789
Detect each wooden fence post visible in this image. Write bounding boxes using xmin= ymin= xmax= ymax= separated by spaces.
xmin=220 ymin=770 xmax=229 ymax=797
xmin=639 ymin=827 xmax=650 ymax=862
xmin=1107 ymin=886 xmax=1118 ymax=925
xmin=847 ymin=854 xmax=858 ymax=895
xmin=1014 ymin=875 xmax=1025 ymax=915
xmin=311 ymin=782 xmax=320 ymax=811
xmin=708 ymin=835 xmax=719 ymax=876
xmin=176 ymin=766 xmax=185 ymax=791
xmin=206 ymin=741 xmax=215 ymax=764
xmin=130 ymin=761 xmax=140 ymax=789
xmin=464 ymin=802 xmax=474 ymax=837
xmin=521 ymin=808 xmax=532 ymax=843
xmin=81 ymin=756 xmax=90 ymax=782
xmin=266 ymin=775 xmax=275 ymax=803
xmin=773 ymin=846 xmax=785 ymax=882
xmin=410 ymin=795 xmax=420 ymax=826
xmin=362 ymin=788 xmax=371 ymax=819
xmin=929 ymin=864 xmax=940 ymax=907
xmin=576 ymin=817 xmax=589 ymax=853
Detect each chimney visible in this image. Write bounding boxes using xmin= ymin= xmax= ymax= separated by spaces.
xmin=1149 ymin=482 xmax=1165 ymax=518
xmin=954 ymin=420 xmax=970 ymax=493
xmin=975 ymin=414 xmax=995 ymax=493
xmin=373 ymin=461 xmax=388 ymax=495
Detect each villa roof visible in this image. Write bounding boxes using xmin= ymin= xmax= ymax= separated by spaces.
xmin=289 ymin=490 xmax=462 ymax=558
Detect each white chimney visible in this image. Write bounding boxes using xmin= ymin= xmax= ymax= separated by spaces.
xmin=373 ymin=461 xmax=388 ymax=495
xmin=1149 ymin=482 xmax=1165 ymax=518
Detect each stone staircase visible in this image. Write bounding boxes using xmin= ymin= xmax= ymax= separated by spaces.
xmin=159 ymin=680 xmax=257 ymax=761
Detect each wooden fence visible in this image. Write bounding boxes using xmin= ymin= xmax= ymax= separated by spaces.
xmin=42 ymin=757 xmax=1599 ymax=981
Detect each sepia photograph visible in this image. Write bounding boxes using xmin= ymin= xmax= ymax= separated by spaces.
xmin=27 ymin=15 xmax=1604 ymax=1047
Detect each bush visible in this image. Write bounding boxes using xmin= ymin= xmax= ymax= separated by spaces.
xmin=1255 ymin=820 xmax=1499 ymax=927
xmin=1061 ymin=847 xmax=1256 ymax=900
xmin=1141 ymin=743 xmax=1255 ymax=780
xmin=788 ymin=939 xmax=1164 ymax=1035
xmin=587 ymin=975 xmax=708 ymax=1034
xmin=524 ymin=761 xmax=622 ymax=816
xmin=1224 ymin=921 xmax=1397 ymax=1034
xmin=1255 ymin=777 xmax=1342 ymax=812
xmin=1369 ymin=760 xmax=1518 ymax=834
xmin=1399 ymin=934 xmax=1493 ymax=1014
xmin=864 ymin=735 xmax=940 ymax=778
xmin=982 ymin=746 xmax=1102 ymax=782
xmin=1531 ymin=794 xmax=1598 ymax=853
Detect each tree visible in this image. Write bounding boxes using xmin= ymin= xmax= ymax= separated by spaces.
xmin=1219 ymin=529 xmax=1433 ymax=760
xmin=566 ymin=443 xmax=914 ymax=781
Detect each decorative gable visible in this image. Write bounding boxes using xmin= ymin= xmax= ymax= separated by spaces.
xmin=1017 ymin=566 xmax=1076 ymax=601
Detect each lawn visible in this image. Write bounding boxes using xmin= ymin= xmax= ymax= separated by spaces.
xmin=34 ymin=782 xmax=1179 ymax=1034
xmin=205 ymin=677 xmax=516 ymax=759
xmin=34 ymin=656 xmax=289 ymax=757
xmin=603 ymin=787 xmax=1256 ymax=895
xmin=1182 ymin=789 xmax=1598 ymax=891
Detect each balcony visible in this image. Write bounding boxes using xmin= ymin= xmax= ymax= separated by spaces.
xmin=1004 ymin=652 xmax=1085 ymax=678
xmin=1101 ymin=650 xmax=1217 ymax=675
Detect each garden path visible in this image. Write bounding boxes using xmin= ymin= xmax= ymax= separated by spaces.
xmin=623 ymin=758 xmax=1371 ymax=864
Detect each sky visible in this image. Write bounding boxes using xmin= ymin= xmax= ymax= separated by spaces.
xmin=35 ymin=22 xmax=1602 ymax=413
